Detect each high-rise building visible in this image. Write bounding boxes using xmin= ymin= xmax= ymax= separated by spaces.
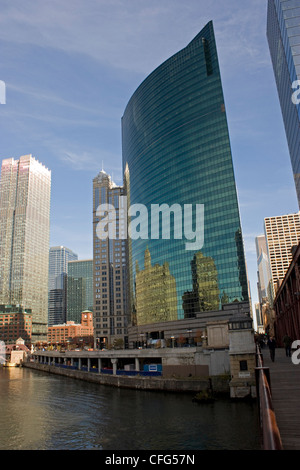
xmin=255 ymin=235 xmax=272 ymax=304
xmin=67 ymin=259 xmax=93 ymax=324
xmin=122 ymin=21 xmax=249 ymax=328
xmin=255 ymin=234 xmax=272 ymax=333
xmin=267 ymin=0 xmax=300 ymax=207
xmin=48 ymin=246 xmax=78 ymax=326
xmin=93 ymin=170 xmax=128 ymax=348
xmin=264 ymin=212 xmax=300 ymax=302
xmin=0 ymin=155 xmax=51 ymax=343
xmin=254 ymin=303 xmax=264 ymax=334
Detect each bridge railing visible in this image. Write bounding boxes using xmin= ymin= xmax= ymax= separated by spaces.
xmin=255 ymin=345 xmax=283 ymax=450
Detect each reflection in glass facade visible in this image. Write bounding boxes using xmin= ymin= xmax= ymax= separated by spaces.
xmin=122 ymin=21 xmax=249 ymax=326
xmin=135 ymin=247 xmax=178 ymax=325
xmin=267 ymin=0 xmax=300 ymax=207
xmin=183 ymin=251 xmax=220 ymax=318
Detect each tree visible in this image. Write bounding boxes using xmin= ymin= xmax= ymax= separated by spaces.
xmin=178 ymin=335 xmax=186 ymax=347
xmin=194 ymin=329 xmax=203 ymax=345
xmin=113 ymin=338 xmax=124 ymax=350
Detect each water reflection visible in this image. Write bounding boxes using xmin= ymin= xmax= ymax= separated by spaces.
xmin=0 ymin=367 xmax=260 ymax=450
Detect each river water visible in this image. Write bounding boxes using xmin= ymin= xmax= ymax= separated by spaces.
xmin=0 ymin=367 xmax=261 ymax=450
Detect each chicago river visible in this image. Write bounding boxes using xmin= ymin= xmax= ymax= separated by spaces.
xmin=0 ymin=367 xmax=260 ymax=450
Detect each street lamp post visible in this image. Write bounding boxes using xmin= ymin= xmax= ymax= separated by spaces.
xmin=186 ymin=329 xmax=192 ymax=346
xmin=140 ymin=333 xmax=145 ymax=349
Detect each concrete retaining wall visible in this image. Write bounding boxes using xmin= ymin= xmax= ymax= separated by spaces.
xmin=24 ymin=361 xmax=230 ymax=395
xmin=162 ymin=364 xmax=209 ymax=378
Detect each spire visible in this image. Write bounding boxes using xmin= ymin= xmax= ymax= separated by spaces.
xmin=95 ymin=165 xmax=117 ymax=188
xmin=144 ymin=246 xmax=151 ymax=269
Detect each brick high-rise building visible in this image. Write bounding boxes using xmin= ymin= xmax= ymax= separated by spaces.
xmin=47 ymin=311 xmax=93 ymax=346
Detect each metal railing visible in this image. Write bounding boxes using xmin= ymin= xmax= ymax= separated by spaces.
xmin=255 ymin=345 xmax=283 ymax=450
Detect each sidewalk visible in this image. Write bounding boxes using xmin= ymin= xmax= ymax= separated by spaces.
xmin=261 ymin=346 xmax=300 ymax=450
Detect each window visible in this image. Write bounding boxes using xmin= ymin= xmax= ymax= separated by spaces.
xmin=240 ymin=360 xmax=248 ymax=371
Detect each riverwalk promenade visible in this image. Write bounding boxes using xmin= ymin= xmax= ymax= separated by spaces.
xmin=261 ymin=346 xmax=300 ymax=450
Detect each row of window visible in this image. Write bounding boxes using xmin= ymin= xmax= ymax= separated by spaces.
xmin=95 ymin=329 xmax=123 ymax=335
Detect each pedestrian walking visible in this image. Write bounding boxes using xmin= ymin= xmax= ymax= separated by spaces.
xmin=267 ymin=336 xmax=276 ymax=362
xmin=282 ymin=334 xmax=292 ymax=357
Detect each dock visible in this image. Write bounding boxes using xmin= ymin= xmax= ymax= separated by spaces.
xmin=261 ymin=346 xmax=300 ymax=450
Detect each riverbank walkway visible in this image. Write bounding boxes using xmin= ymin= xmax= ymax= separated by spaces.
xmin=261 ymin=346 xmax=300 ymax=450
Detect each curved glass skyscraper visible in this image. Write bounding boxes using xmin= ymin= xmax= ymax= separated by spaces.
xmin=267 ymin=0 xmax=300 ymax=208
xmin=122 ymin=21 xmax=248 ymax=326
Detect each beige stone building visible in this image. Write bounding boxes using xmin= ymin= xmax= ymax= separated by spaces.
xmin=93 ymin=169 xmax=128 ymax=348
xmin=264 ymin=212 xmax=300 ymax=303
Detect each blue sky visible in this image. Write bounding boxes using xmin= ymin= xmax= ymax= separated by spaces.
xmin=0 ymin=0 xmax=298 ymax=314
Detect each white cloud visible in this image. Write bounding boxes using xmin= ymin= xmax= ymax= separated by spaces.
xmin=0 ymin=0 xmax=269 ymax=76
xmin=0 ymin=0 xmax=296 ymax=296
xmin=60 ymin=150 xmax=122 ymax=178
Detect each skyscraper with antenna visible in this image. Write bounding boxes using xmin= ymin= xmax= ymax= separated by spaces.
xmin=92 ymin=168 xmax=128 ymax=348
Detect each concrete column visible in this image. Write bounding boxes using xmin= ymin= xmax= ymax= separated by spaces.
xmin=98 ymin=358 xmax=102 ymax=373
xmin=71 ymin=358 xmax=74 ymax=366
xmin=135 ymin=357 xmax=140 ymax=371
xmin=78 ymin=358 xmax=82 ymax=370
xmin=111 ymin=358 xmax=118 ymax=375
xmin=88 ymin=358 xmax=91 ymax=372
xmin=48 ymin=357 xmax=51 ymax=365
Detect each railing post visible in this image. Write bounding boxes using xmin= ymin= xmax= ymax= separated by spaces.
xmin=255 ymin=350 xmax=282 ymax=450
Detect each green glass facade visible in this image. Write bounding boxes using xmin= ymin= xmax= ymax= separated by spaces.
xmin=67 ymin=260 xmax=93 ymax=324
xmin=122 ymin=21 xmax=249 ymax=325
xmin=267 ymin=0 xmax=300 ymax=208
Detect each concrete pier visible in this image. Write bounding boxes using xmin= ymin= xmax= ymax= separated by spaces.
xmin=25 ymin=346 xmax=231 ymax=395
